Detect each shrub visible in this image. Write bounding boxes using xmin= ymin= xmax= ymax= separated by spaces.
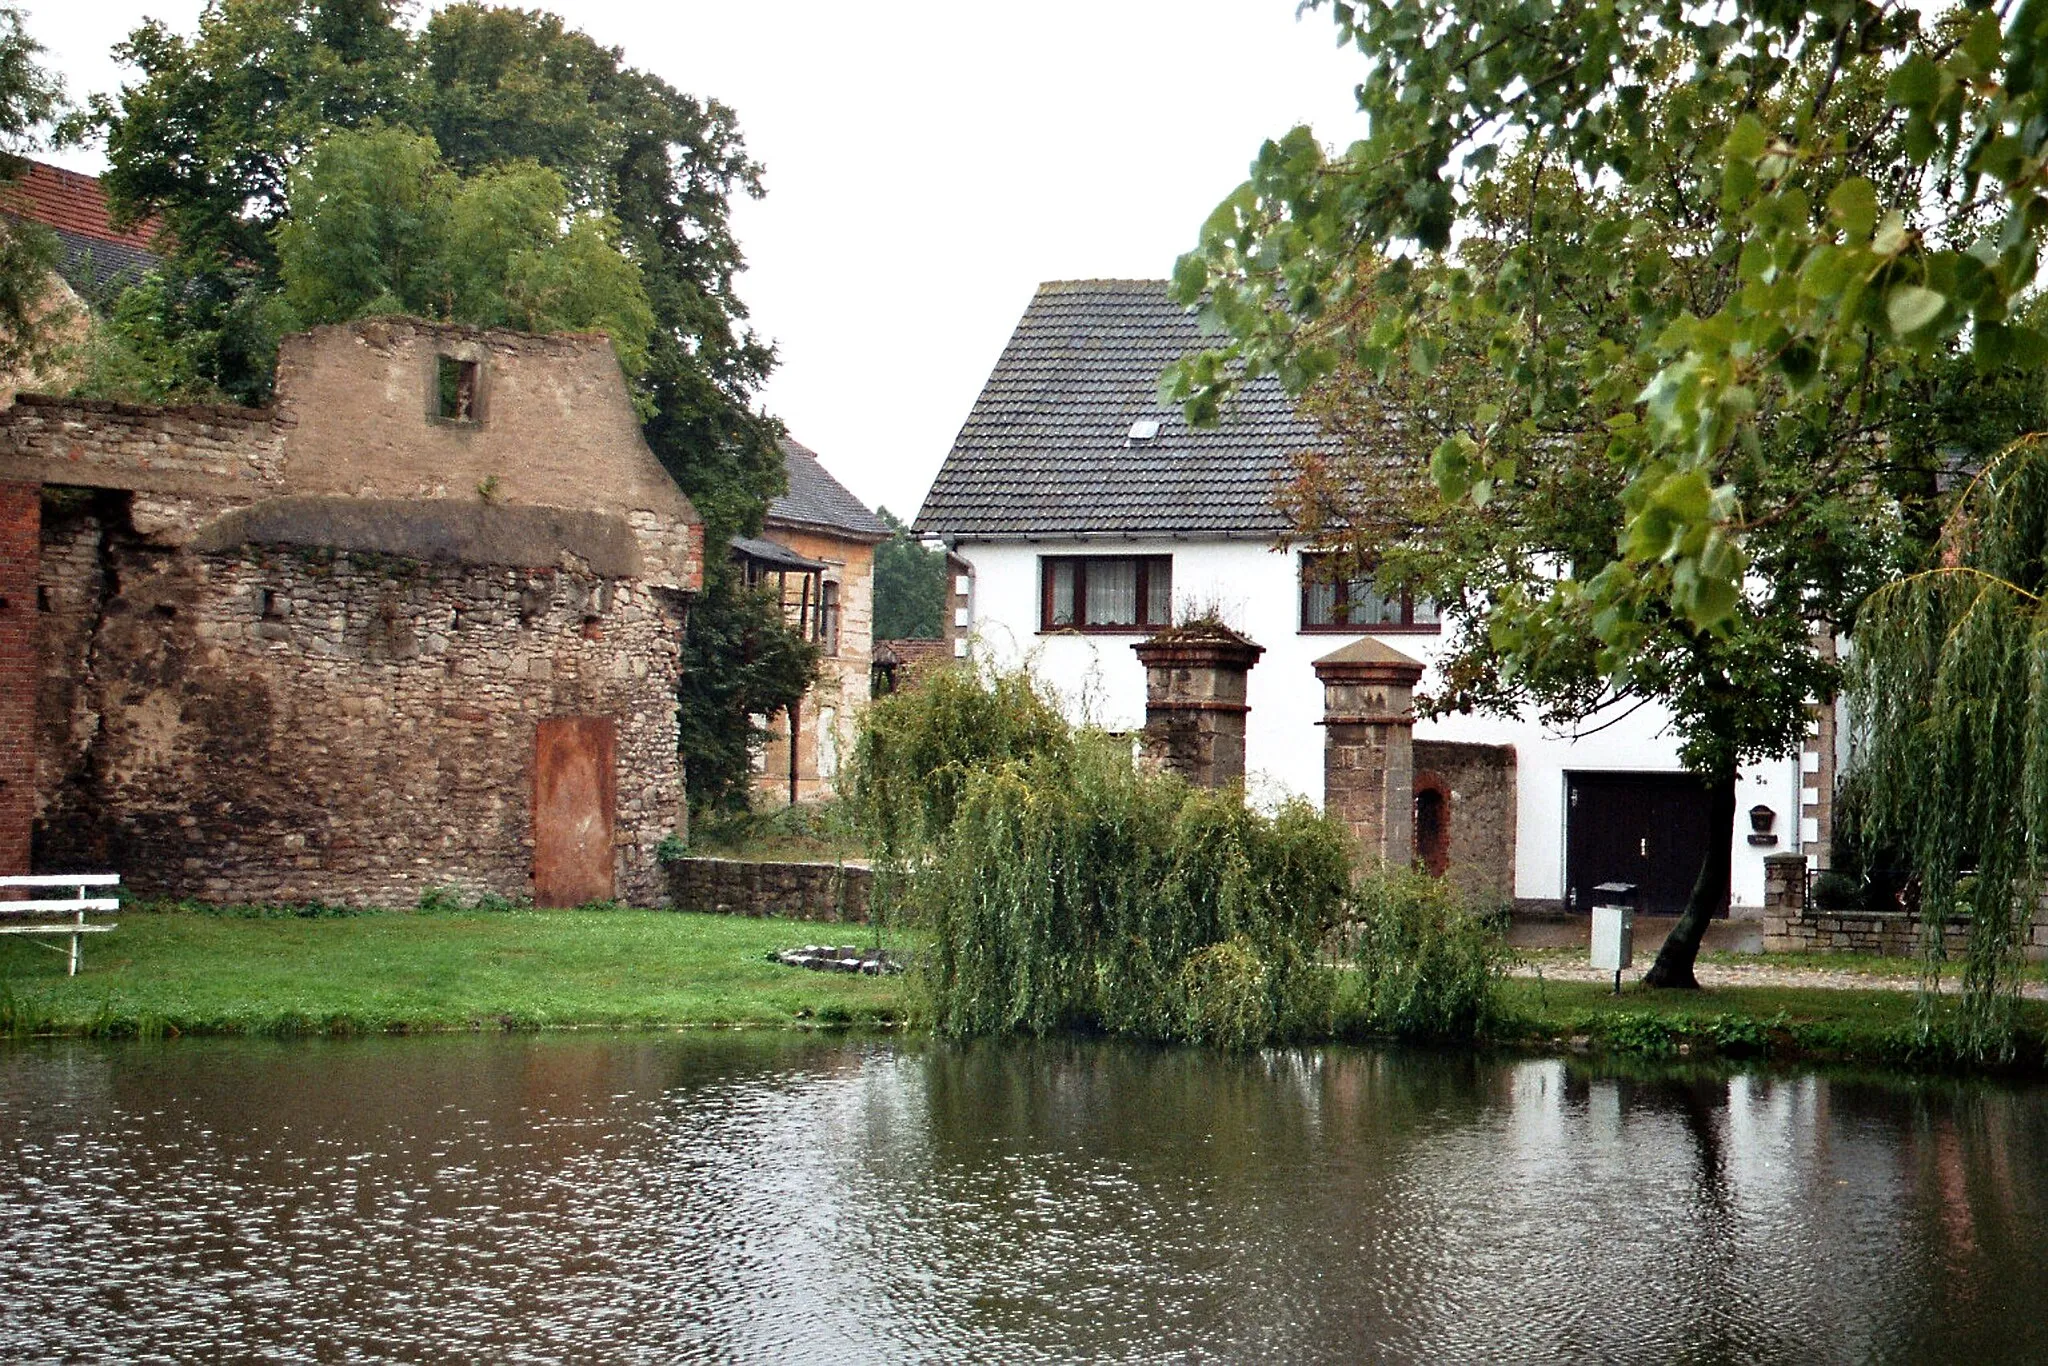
xmin=848 ymin=661 xmax=1070 ymax=861
xmin=1175 ymin=939 xmax=1275 ymax=1051
xmin=1345 ymin=869 xmax=1508 ymax=1041
xmin=1809 ymin=870 xmax=1862 ymax=911
xmin=909 ymin=733 xmax=1349 ymax=1048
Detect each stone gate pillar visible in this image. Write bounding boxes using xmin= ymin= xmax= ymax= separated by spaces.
xmin=1130 ymin=624 xmax=1263 ymax=788
xmin=1314 ymin=637 xmax=1426 ymax=869
xmin=0 ymin=481 xmax=38 ymax=875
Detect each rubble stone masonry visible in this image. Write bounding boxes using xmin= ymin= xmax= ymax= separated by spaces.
xmin=34 ymin=494 xmax=685 ymax=905
xmin=664 ymin=856 xmax=872 ymax=923
xmin=1412 ymin=739 xmax=1517 ymax=905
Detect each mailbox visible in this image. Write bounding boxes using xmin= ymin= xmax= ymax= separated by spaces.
xmin=1590 ymin=881 xmax=1636 ymax=991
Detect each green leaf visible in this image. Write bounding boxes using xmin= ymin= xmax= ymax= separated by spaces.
xmin=1724 ymin=113 xmax=1767 ymax=161
xmin=1886 ymin=284 xmax=1947 ymax=335
xmin=1826 ymin=177 xmax=1878 ymax=239
xmin=1964 ymin=11 xmax=2003 ymax=72
xmin=1888 ymin=53 xmax=1940 ymax=110
xmin=1873 ymin=212 xmax=1911 ymax=256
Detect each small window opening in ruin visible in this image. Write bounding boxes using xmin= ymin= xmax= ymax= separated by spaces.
xmin=260 ymin=588 xmax=286 ymax=620
xmin=154 ymin=603 xmax=178 ymax=619
xmin=581 ymin=614 xmax=604 ymax=641
xmin=437 ymin=355 xmax=481 ymax=423
xmin=36 ymin=585 xmax=51 ymax=613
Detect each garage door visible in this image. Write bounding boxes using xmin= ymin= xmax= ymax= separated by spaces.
xmin=1563 ymin=772 xmax=1723 ymax=918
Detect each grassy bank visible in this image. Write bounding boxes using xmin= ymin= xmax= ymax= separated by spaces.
xmin=10 ymin=904 xmax=2048 ymax=1072
xmin=0 ymin=906 xmax=906 ymax=1039
xmin=1497 ymin=976 xmax=2048 ymax=1071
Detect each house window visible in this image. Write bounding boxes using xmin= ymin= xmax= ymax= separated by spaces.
xmin=1300 ymin=553 xmax=1439 ymax=632
xmin=436 ymin=355 xmax=481 ymax=423
xmin=819 ymin=580 xmax=841 ymax=656
xmin=1040 ymin=555 xmax=1172 ymax=632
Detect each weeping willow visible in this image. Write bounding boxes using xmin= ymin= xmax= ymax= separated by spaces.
xmin=912 ymin=737 xmax=1350 ymax=1047
xmin=1851 ymin=436 xmax=2048 ymax=1060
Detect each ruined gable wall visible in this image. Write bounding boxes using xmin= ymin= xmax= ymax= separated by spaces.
xmin=1412 ymin=739 xmax=1517 ymax=906
xmin=36 ymin=499 xmax=685 ymax=905
xmin=272 ymin=321 xmax=701 ymax=589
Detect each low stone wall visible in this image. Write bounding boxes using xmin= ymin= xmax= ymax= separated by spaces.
xmin=665 ymin=856 xmax=872 ymax=923
xmin=1762 ymin=907 xmax=1969 ymax=957
xmin=1758 ymin=852 xmax=2048 ymax=959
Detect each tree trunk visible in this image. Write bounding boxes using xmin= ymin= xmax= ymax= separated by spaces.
xmin=1641 ymin=764 xmax=1738 ymax=989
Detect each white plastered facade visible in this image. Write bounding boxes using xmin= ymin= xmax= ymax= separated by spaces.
xmin=955 ymin=536 xmax=1801 ymax=910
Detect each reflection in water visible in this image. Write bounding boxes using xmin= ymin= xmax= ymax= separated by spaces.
xmin=3 ymin=1036 xmax=2048 ymax=1362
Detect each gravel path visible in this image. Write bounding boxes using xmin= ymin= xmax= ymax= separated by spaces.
xmin=1516 ymin=957 xmax=2048 ymax=999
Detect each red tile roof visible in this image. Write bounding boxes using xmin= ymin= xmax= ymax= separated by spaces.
xmin=0 ymin=158 xmax=162 ymax=252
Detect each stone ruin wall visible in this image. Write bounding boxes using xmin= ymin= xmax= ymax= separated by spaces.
xmin=1412 ymin=739 xmax=1517 ymax=907
xmin=0 ymin=481 xmax=36 ymax=873
xmin=34 ymin=491 xmax=686 ymax=907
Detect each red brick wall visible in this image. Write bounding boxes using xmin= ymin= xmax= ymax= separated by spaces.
xmin=0 ymin=481 xmax=37 ymax=874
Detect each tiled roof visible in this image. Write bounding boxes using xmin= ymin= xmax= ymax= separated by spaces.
xmin=0 ymin=159 xmax=164 ymax=293
xmin=768 ymin=436 xmax=890 ymax=540
xmin=914 ymin=279 xmax=1337 ymax=540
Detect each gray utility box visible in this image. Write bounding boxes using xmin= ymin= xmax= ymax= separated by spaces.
xmin=1589 ymin=881 xmax=1637 ymax=973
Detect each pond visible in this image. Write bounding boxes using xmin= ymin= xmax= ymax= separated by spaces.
xmin=4 ymin=1034 xmax=2047 ymax=1363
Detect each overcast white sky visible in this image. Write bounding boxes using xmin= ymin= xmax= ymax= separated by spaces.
xmin=22 ymin=1 xmax=1367 ymax=521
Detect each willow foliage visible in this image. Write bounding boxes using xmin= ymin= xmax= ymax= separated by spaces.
xmin=1349 ymin=870 xmax=1510 ymax=1041
xmin=1851 ymin=439 xmax=2048 ymax=1059
xmin=912 ymin=737 xmax=1349 ymax=1048
xmin=847 ymin=662 xmax=1070 ymax=862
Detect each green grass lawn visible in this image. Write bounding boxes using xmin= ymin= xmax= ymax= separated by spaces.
xmin=0 ymin=907 xmax=908 ymax=1039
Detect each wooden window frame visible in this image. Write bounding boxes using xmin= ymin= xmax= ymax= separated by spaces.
xmin=819 ymin=579 xmax=841 ymax=657
xmin=1298 ymin=552 xmax=1441 ymax=634
xmin=1038 ymin=554 xmax=1172 ymax=634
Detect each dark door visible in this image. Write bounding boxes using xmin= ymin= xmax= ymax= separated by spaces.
xmin=534 ymin=716 xmax=617 ymax=907
xmin=1563 ymin=771 xmax=1722 ymax=917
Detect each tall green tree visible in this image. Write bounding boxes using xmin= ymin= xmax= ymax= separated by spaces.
xmin=0 ymin=7 xmax=72 ymax=376
xmin=872 ymin=507 xmax=947 ymax=640
xmin=1170 ymin=3 xmax=2048 ymax=635
xmin=1170 ymin=2 xmax=2048 ymax=985
xmin=273 ymin=126 xmax=654 ymax=378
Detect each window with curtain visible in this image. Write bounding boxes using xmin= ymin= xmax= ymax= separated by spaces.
xmin=1299 ymin=553 xmax=1439 ymax=632
xmin=1039 ymin=555 xmax=1172 ymax=631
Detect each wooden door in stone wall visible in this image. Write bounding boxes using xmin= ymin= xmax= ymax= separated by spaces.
xmin=534 ymin=717 xmax=617 ymax=907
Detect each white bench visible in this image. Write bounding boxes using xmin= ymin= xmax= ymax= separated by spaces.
xmin=0 ymin=874 xmax=120 ymax=976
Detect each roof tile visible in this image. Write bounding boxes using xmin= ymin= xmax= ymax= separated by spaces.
xmin=914 ymin=280 xmax=1335 ymax=540
xmin=769 ymin=436 xmax=890 ymax=540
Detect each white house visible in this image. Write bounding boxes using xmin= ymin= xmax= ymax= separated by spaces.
xmin=916 ymin=280 xmax=1825 ymax=913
